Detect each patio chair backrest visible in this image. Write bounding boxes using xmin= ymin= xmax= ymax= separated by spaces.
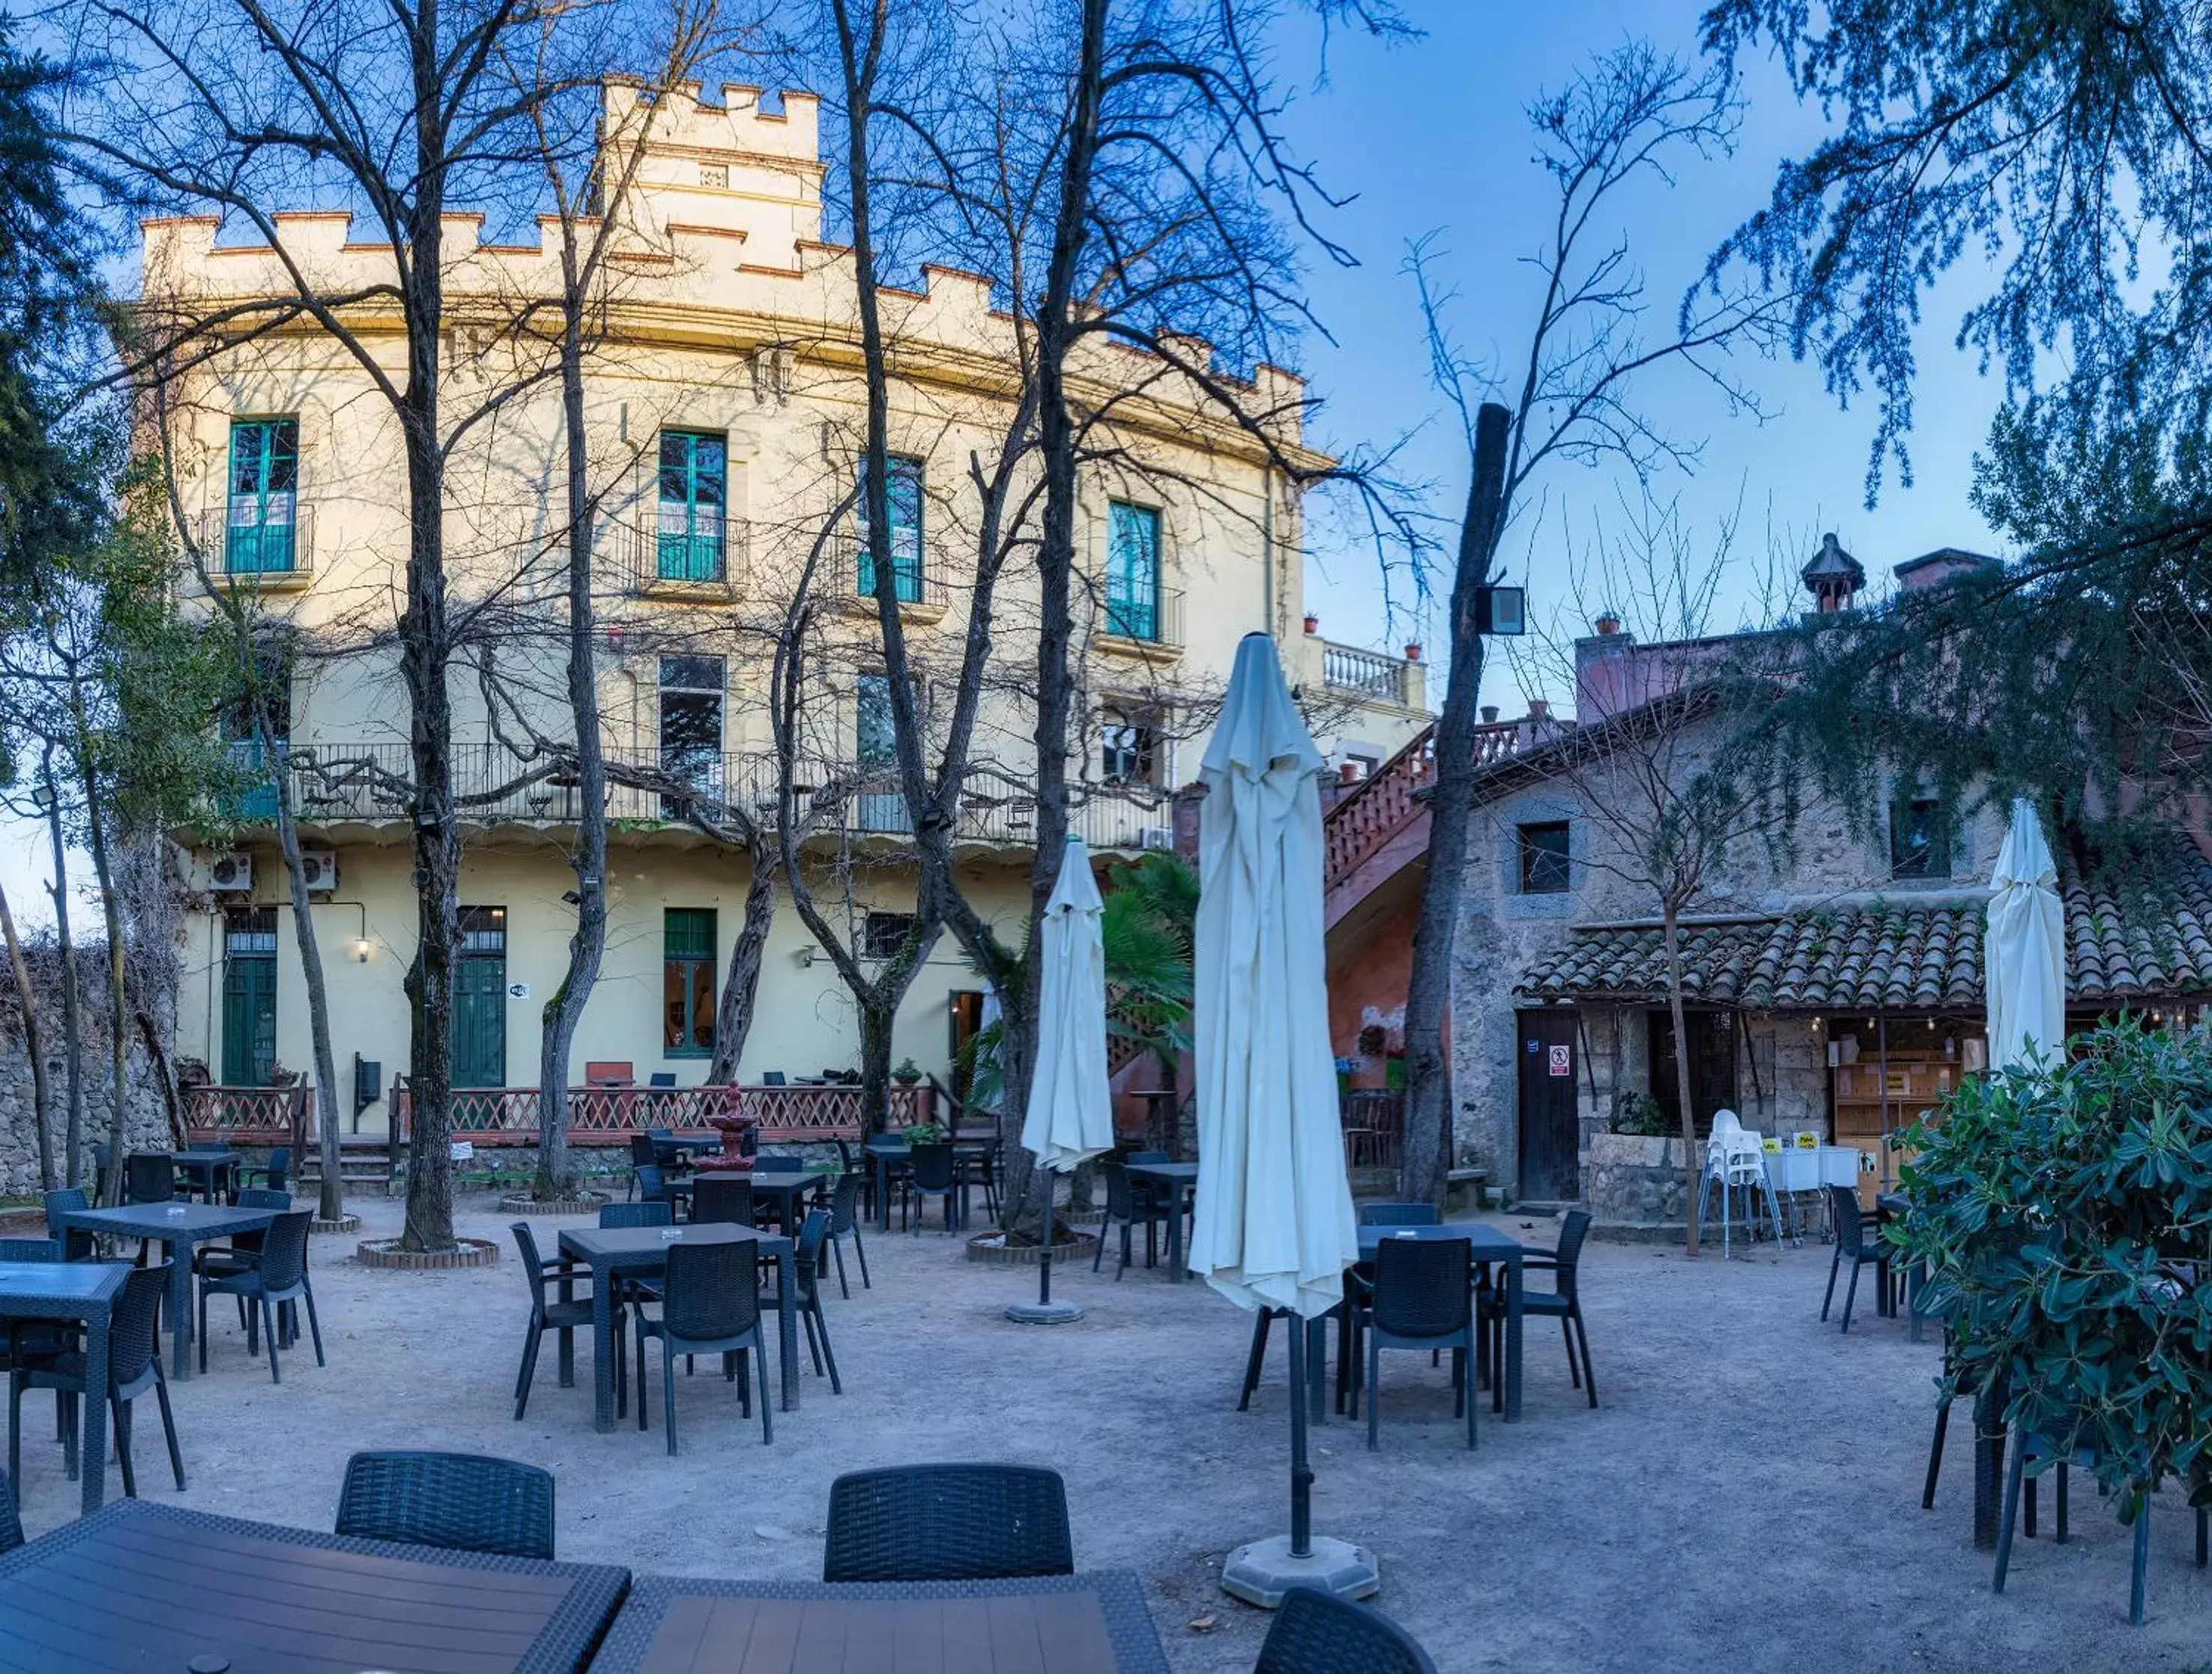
xmin=1551 ymin=1209 xmax=1592 ymax=1301
xmin=0 ymin=1466 xmax=20 ymax=1557
xmin=1828 ymin=1183 xmax=1869 ymax=1250
xmin=256 ymin=1211 xmax=313 ymax=1291
xmin=1359 ymin=1203 xmax=1439 ymax=1227
xmin=910 ymin=1143 xmax=956 ymax=1192
xmin=830 ymin=1173 xmax=861 ymax=1236
xmin=824 ymin=1464 xmax=1073 ymax=1583
xmin=600 ymin=1201 xmax=673 ymax=1229
xmin=1257 ymin=1585 xmax=1438 ymax=1674
xmin=629 ymin=1134 xmax=657 ymax=1168
xmin=793 ymin=1209 xmax=830 ymax=1296
xmin=1125 ymin=1150 xmax=1169 ymax=1165
xmin=43 ymin=1189 xmax=87 ymax=1239
xmin=510 ymin=1221 xmax=549 ymax=1298
xmin=1371 ymin=1236 xmax=1471 ymax=1340
xmin=762 ymin=1071 xmax=787 ymax=1087
xmin=648 ymin=1073 xmax=676 ymax=1088
xmin=648 ymin=1127 xmax=675 ymax=1143
xmin=0 ymin=1239 xmax=59 ymax=1263
xmin=1102 ymin=1162 xmax=1136 ymax=1221
xmin=111 ymin=1263 xmax=171 ymax=1385
xmin=635 ymin=1164 xmax=669 ymax=1203
xmin=754 ymin=1152 xmax=804 ymax=1171
xmin=237 ymin=1188 xmax=291 ymax=1211
xmin=262 ymin=1146 xmax=292 ymax=1182
xmin=690 ymin=1176 xmax=755 ymax=1227
xmin=124 ymin=1153 xmax=177 ymax=1205
xmin=662 ymin=1239 xmax=760 ymax=1341
xmin=336 ymin=1450 xmax=555 ymax=1561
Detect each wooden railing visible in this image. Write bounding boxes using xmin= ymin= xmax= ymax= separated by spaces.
xmin=1322 ymin=718 xmax=1529 ymax=892
xmin=1341 ymin=1088 xmax=1404 ymax=1171
xmin=183 ymin=1084 xmax=313 ymax=1152
xmin=390 ymin=1081 xmax=935 ymax=1148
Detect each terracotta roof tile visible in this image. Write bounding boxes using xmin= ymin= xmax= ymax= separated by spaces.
xmin=1515 ymin=842 xmax=2212 ymax=1009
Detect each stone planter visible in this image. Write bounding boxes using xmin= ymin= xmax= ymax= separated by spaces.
xmin=1585 ymin=1131 xmax=1694 ymax=1236
xmin=356 ymin=1236 xmax=499 ymax=1270
xmin=495 ymin=1191 xmax=609 ymax=1217
xmin=965 ymin=1230 xmax=1101 ymax=1267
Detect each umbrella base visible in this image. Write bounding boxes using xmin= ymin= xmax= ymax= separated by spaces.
xmin=1003 ymin=1301 xmax=1086 ymax=1325
xmin=1220 ymin=1534 xmax=1380 ymax=1607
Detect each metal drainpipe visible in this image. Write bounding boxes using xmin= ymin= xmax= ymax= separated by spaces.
xmin=1260 ymin=463 xmax=1275 ymax=639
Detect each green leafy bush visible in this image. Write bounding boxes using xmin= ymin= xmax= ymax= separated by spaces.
xmin=1888 ymin=1018 xmax=2212 ymax=1523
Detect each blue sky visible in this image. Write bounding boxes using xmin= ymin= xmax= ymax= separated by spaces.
xmin=1273 ymin=0 xmax=2010 ymax=713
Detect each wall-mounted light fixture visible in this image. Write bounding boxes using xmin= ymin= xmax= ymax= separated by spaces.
xmin=353 ymin=937 xmax=372 ymax=964
xmin=795 ymin=943 xmax=818 ymax=967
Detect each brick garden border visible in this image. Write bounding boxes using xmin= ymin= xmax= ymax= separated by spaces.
xmin=310 ymin=1215 xmax=362 ymax=1234
xmin=495 ymin=1191 xmax=609 ymax=1217
xmin=964 ymin=1229 xmax=1102 ymax=1266
xmin=356 ymin=1236 xmax=499 ymax=1270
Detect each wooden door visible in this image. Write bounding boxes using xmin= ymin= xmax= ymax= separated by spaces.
xmin=1517 ymin=1009 xmax=1581 ymax=1200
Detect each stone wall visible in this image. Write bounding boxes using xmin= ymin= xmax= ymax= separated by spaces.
xmin=0 ymin=941 xmax=172 ymax=1197
xmin=1583 ymin=1132 xmax=1693 ymax=1233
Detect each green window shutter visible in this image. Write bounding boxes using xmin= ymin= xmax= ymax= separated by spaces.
xmin=663 ymin=909 xmax=717 ymax=1056
xmin=856 ymin=456 xmax=925 ymax=602
xmin=664 ymin=907 xmax=716 ymax=959
xmin=656 ymin=431 xmax=727 ymax=581
xmin=449 ymin=907 xmax=508 ymax=1087
xmin=226 ymin=418 xmax=299 ymax=574
xmin=1107 ymin=502 xmax=1160 ymax=639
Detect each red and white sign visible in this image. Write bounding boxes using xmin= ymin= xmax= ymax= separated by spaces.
xmin=1547 ymin=1045 xmax=1571 ymax=1078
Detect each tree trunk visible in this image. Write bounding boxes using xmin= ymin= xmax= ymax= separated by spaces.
xmin=707 ymin=842 xmax=777 ymax=1084
xmin=1400 ymin=402 xmax=1511 ymax=1206
xmin=268 ymin=727 xmax=346 ymax=1222
xmin=76 ymin=752 xmax=133 ymax=1202
xmin=1661 ymin=901 xmax=1701 ymax=1257
xmin=534 ymin=303 xmax=607 ymax=1203
xmin=0 ymin=874 xmax=54 ymax=1191
xmin=857 ymin=1002 xmax=895 ymax=1137
xmin=43 ymin=755 xmax=82 ymax=1191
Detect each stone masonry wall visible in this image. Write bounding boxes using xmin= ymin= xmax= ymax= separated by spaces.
xmin=0 ymin=943 xmax=172 ymax=1197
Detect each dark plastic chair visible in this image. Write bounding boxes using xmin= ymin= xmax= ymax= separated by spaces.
xmin=754 ymin=1152 xmax=806 ymax=1171
xmin=193 ymin=1188 xmax=291 ymax=1284
xmin=1359 ymin=1236 xmax=1475 ymax=1451
xmin=510 ymin=1222 xmax=624 ymax=1421
xmin=635 ymin=1164 xmax=680 ymax=1217
xmin=242 ymin=1146 xmax=291 ymax=1194
xmin=634 ymin=1239 xmax=772 ymax=1451
xmin=1257 ymin=1585 xmax=1439 ymax=1674
xmin=599 ymin=1201 xmax=671 ymax=1229
xmin=0 ymin=1466 xmax=19 ymax=1555
xmin=762 ymin=1209 xmax=840 ymax=1394
xmin=0 ymin=1241 xmax=73 ymax=1389
xmin=648 ymin=1072 xmax=677 ymax=1088
xmin=689 ymin=1176 xmax=755 ymax=1228
xmin=124 ymin=1153 xmax=181 ymax=1206
xmin=825 ymin=1172 xmax=869 ymax=1298
xmin=10 ymin=1263 xmax=184 ymax=1497
xmin=1484 ymin=1209 xmax=1595 ymax=1410
xmin=1994 ymin=1427 xmax=2211 ymax=1625
xmin=1358 ymin=1203 xmax=1440 ymax=1227
xmin=1821 ymin=1185 xmax=1890 ymax=1332
xmin=42 ymin=1190 xmax=94 ymax=1262
xmin=198 ymin=1210 xmax=324 ymax=1382
xmin=336 ymin=1449 xmax=555 ymax=1560
xmin=626 ymin=1134 xmax=656 ymax=1200
xmin=762 ymin=1071 xmax=787 ymax=1086
xmin=1093 ymin=1163 xmax=1167 ymax=1277
xmin=824 ymin=1464 xmax=1073 ymax=1583
xmin=905 ymin=1143 xmax=961 ymax=1233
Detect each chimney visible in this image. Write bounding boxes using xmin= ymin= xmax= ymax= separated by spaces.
xmin=1527 ymin=698 xmax=1550 ymax=722
xmin=1801 ymin=532 xmax=1866 ymax=614
xmin=1595 ymin=611 xmax=1622 ymax=635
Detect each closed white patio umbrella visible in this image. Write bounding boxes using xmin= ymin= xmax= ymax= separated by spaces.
xmin=1006 ymin=837 xmax=1114 ymax=1325
xmin=1191 ymin=633 xmax=1372 ymax=1605
xmin=1986 ymin=798 xmax=2066 ymax=1071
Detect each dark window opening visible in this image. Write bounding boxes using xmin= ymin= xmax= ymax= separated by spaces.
xmin=1648 ymin=1009 xmax=1738 ymax=1139
xmin=663 ymin=908 xmax=716 ymax=1057
xmin=1100 ymin=713 xmax=1159 ymax=787
xmin=659 ymin=655 xmax=725 ymax=808
xmin=1891 ymin=797 xmax=1950 ymax=879
xmin=862 ymin=911 xmax=915 ymax=959
xmin=1519 ymin=821 xmax=1571 ymax=894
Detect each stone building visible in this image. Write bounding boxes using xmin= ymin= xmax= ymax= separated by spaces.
xmin=1323 ymin=538 xmax=2212 ymax=1229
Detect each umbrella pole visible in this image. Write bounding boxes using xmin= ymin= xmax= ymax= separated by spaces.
xmin=1039 ymin=1166 xmax=1055 ymax=1308
xmin=1287 ymin=1314 xmax=1313 ymax=1559
xmin=1004 ymin=1161 xmax=1084 ymax=1325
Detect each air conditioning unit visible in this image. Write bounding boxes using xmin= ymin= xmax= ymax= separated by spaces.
xmin=299 ymin=850 xmax=338 ymax=892
xmin=1139 ymin=826 xmax=1175 ymax=852
xmin=209 ymin=853 xmax=253 ymax=892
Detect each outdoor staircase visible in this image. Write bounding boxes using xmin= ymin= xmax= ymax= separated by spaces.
xmin=297 ymin=1134 xmax=402 ymax=1196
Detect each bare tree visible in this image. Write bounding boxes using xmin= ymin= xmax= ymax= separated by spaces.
xmin=1397 ymin=40 xmax=1790 ymax=1208
xmin=0 ymin=871 xmax=52 ymax=1190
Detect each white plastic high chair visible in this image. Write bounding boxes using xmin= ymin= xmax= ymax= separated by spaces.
xmin=1695 ymin=1109 xmax=1785 ymax=1257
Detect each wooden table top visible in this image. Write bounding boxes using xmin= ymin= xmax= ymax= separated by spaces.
xmin=0 ymin=1499 xmax=629 ymax=1673
xmin=591 ymin=1572 xmax=1169 ymax=1674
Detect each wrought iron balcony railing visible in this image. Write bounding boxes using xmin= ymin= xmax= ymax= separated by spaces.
xmin=198 ymin=504 xmax=315 ymax=582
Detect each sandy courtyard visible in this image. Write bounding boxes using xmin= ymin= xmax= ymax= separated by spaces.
xmin=10 ymin=1191 xmax=2210 ymax=1673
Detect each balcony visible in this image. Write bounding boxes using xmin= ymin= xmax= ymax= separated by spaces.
xmin=198 ymin=505 xmax=315 ymax=590
xmin=832 ymin=537 xmax=940 ymax=623
xmin=1322 ymin=640 xmax=1421 ymax=709
xmin=276 ymin=742 xmax=1171 ymax=853
xmin=1097 ymin=582 xmax=1184 ymax=660
xmin=609 ymin=514 xmax=746 ymax=599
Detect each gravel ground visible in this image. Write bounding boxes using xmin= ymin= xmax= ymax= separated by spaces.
xmin=12 ymin=1192 xmax=2211 ymax=1674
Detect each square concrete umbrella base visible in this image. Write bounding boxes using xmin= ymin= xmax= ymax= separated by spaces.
xmin=1220 ymin=1535 xmax=1381 ymax=1607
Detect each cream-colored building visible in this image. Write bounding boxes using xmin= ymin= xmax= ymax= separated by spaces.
xmin=145 ymin=83 xmax=1428 ymax=1129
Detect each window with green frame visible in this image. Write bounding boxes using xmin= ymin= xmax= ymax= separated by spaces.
xmin=1106 ymin=501 xmax=1161 ymax=640
xmin=227 ymin=419 xmax=299 ymax=575
xmin=855 ymin=456 xmax=924 ymax=602
xmin=663 ymin=908 xmax=717 ymax=1057
xmin=657 ymin=430 xmax=727 ymax=581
